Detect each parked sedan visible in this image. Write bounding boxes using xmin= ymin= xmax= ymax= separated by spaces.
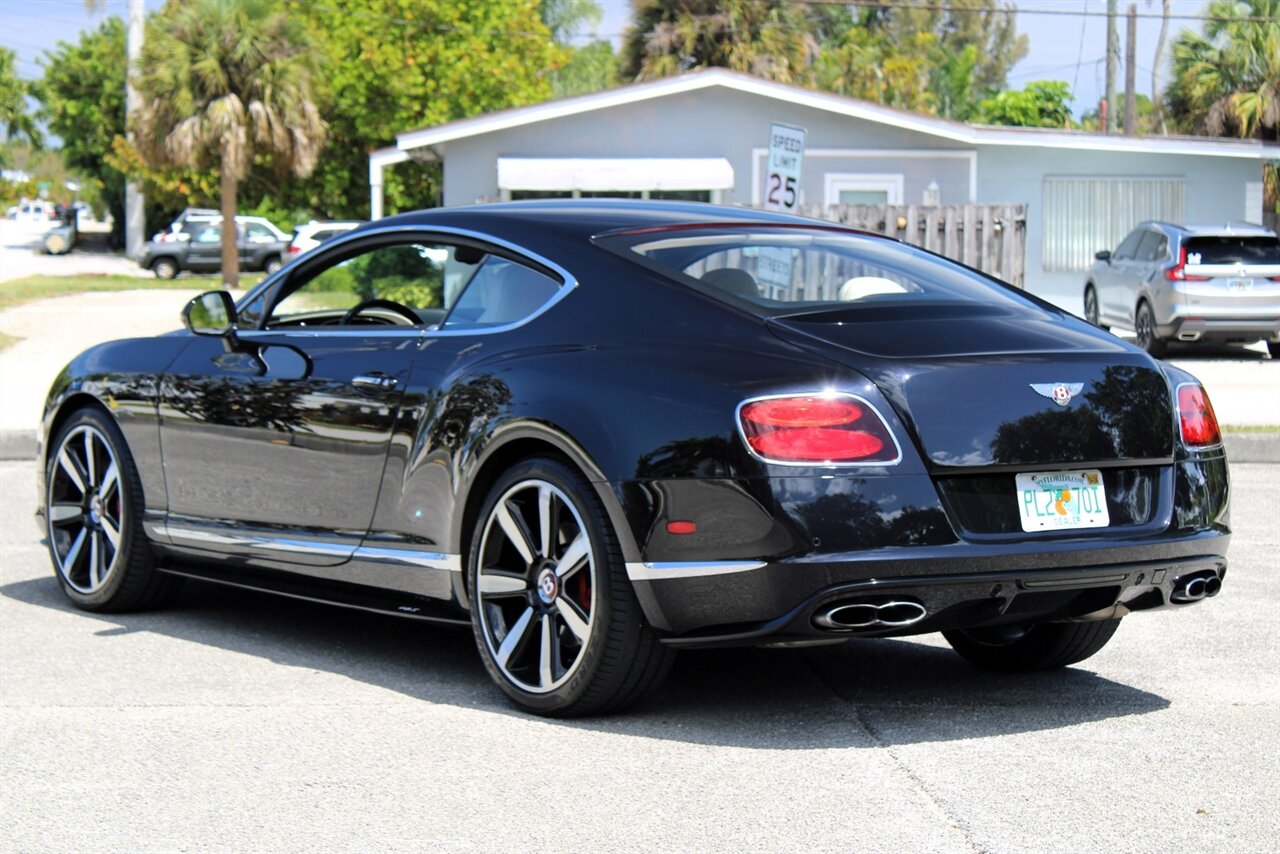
xmin=1085 ymin=221 xmax=1280 ymax=357
xmin=37 ymin=201 xmax=1229 ymax=716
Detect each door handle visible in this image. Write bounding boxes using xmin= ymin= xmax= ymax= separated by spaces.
xmin=352 ymin=373 xmax=399 ymax=392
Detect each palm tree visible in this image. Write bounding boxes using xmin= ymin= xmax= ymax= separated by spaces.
xmin=1166 ymin=0 xmax=1279 ymax=140
xmin=133 ymin=0 xmax=324 ymax=287
xmin=0 ymin=47 xmax=44 ymax=159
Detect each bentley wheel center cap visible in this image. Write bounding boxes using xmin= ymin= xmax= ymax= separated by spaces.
xmin=536 ymin=569 xmax=559 ymax=605
xmin=88 ymin=494 xmax=104 ymax=525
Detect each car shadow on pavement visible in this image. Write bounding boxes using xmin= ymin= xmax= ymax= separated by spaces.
xmin=2 ymin=574 xmax=1169 ymax=748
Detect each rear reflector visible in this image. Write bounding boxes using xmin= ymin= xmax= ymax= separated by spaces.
xmin=666 ymin=521 xmax=697 ymax=535
xmin=1176 ymin=384 xmax=1222 ymax=448
xmin=738 ymin=393 xmax=899 ymax=464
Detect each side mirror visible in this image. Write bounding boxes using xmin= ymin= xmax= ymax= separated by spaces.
xmin=1095 ymin=250 xmax=1112 ymax=263
xmin=183 ymin=290 xmax=238 ymax=339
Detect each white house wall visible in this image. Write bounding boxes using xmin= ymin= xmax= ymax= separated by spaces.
xmin=976 ymin=146 xmax=1261 ymax=298
xmin=438 ymin=88 xmax=974 ymax=209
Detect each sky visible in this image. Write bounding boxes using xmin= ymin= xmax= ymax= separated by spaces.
xmin=0 ymin=0 xmax=1220 ymax=121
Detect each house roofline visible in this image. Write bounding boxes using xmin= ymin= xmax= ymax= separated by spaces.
xmin=394 ymin=68 xmax=1277 ymax=161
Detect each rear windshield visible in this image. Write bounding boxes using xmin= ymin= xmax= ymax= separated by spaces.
xmin=599 ymin=226 xmax=1033 ymax=316
xmin=1184 ymin=236 xmax=1280 ymax=265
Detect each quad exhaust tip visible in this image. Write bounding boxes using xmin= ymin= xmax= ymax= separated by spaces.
xmin=813 ymin=599 xmax=927 ymax=631
xmin=1171 ymin=572 xmax=1222 ymax=604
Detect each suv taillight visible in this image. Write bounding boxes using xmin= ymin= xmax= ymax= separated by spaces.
xmin=1176 ymin=384 xmax=1221 ymax=448
xmin=1165 ymin=246 xmax=1210 ymax=281
xmin=738 ymin=393 xmax=899 ymax=464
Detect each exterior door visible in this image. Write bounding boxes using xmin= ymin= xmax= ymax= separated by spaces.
xmin=158 ymin=329 xmax=415 ymax=564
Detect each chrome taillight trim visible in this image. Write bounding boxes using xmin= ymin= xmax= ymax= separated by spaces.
xmin=734 ymin=391 xmax=904 ymax=468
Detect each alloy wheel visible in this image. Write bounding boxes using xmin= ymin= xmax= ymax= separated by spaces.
xmin=46 ymin=425 xmax=124 ymax=594
xmin=1084 ymin=288 xmax=1099 ymax=325
xmin=475 ymin=479 xmax=596 ymax=694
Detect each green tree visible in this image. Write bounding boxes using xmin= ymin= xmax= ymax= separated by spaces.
xmin=134 ymin=0 xmax=325 ymax=287
xmin=0 ymin=48 xmax=43 ymax=166
xmin=35 ymin=19 xmax=129 ymax=236
xmin=619 ymin=0 xmax=817 ymax=84
xmin=816 ymin=0 xmax=1027 ymax=119
xmin=1166 ymin=0 xmax=1279 ymax=140
xmin=279 ymin=0 xmax=564 ymax=217
xmin=975 ymin=81 xmax=1074 ymax=128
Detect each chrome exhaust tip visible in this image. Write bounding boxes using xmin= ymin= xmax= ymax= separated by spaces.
xmin=813 ymin=599 xmax=927 ymax=631
xmin=1172 ymin=573 xmax=1219 ymax=603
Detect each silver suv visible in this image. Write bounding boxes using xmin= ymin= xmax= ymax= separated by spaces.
xmin=1084 ymin=222 xmax=1280 ymax=357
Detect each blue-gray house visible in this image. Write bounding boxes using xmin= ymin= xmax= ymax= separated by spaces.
xmin=369 ymin=69 xmax=1277 ymax=302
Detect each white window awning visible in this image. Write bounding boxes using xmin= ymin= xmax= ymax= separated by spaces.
xmin=496 ymin=157 xmax=734 ymax=192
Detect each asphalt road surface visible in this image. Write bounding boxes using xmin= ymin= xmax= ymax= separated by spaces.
xmin=1 ymin=459 xmax=1277 ymax=852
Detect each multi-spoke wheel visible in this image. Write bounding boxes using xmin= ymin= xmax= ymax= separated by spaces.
xmin=44 ymin=407 xmax=179 ymax=611
xmin=468 ymin=457 xmax=672 ymax=716
xmin=1135 ymin=300 xmax=1167 ymax=357
xmin=1083 ymin=286 xmax=1109 ymax=331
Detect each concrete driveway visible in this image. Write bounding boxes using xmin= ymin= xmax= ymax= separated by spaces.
xmin=1 ymin=458 xmax=1276 ymax=851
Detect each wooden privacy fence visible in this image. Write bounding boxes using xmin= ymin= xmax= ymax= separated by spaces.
xmin=791 ymin=202 xmax=1029 ymax=289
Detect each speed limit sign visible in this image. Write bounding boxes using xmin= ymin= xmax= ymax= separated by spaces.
xmin=763 ymin=123 xmax=806 ymax=214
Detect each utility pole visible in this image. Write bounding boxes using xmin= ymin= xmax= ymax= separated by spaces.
xmin=1105 ymin=0 xmax=1119 ymax=135
xmin=124 ymin=0 xmax=144 ymax=259
xmin=1124 ymin=3 xmax=1137 ymax=135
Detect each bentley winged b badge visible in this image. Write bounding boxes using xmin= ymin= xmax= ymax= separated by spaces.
xmin=1031 ymin=382 xmax=1084 ymax=407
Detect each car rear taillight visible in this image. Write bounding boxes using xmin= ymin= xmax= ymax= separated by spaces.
xmin=1165 ymin=247 xmax=1210 ymax=281
xmin=1176 ymin=384 xmax=1222 ymax=448
xmin=738 ymin=393 xmax=899 ymax=464
xmin=288 ymin=244 xmax=301 ymax=253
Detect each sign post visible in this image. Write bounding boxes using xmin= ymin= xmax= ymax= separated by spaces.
xmin=759 ymin=123 xmax=806 ymax=296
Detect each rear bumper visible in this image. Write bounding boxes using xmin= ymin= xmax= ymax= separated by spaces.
xmin=1158 ymin=315 xmax=1280 ymax=341
xmin=634 ymin=549 xmax=1228 ymax=648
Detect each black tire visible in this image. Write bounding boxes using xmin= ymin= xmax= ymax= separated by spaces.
xmin=44 ymin=407 xmax=181 ymax=612
xmin=943 ymin=619 xmax=1121 ymax=672
xmin=151 ymin=257 xmax=179 ymax=280
xmin=1083 ymin=285 xmax=1109 ymax=331
xmin=263 ymin=256 xmax=283 ymax=275
xmin=467 ymin=457 xmax=673 ymax=717
xmin=1268 ymin=341 xmax=1280 ymax=359
xmin=1134 ymin=300 xmax=1167 ymax=357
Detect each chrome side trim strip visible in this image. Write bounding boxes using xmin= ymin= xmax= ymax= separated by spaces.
xmin=351 ymin=546 xmax=462 ymax=573
xmin=160 ymin=524 xmax=356 ymax=558
xmin=625 ymin=560 xmax=768 ymax=582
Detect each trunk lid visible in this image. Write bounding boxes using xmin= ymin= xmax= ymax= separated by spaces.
xmin=768 ymin=304 xmax=1175 ymax=468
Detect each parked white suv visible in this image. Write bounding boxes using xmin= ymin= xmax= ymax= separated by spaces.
xmin=1084 ymin=221 xmax=1280 ymax=357
xmin=287 ymin=220 xmax=362 ymax=260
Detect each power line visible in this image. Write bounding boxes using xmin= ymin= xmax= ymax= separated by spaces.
xmin=1072 ymin=0 xmax=1090 ymax=94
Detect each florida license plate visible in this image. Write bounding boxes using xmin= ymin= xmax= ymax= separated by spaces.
xmin=1015 ymin=470 xmax=1109 ymax=532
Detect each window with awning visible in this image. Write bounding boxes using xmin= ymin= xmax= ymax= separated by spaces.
xmin=497 ymin=158 xmax=733 ymax=202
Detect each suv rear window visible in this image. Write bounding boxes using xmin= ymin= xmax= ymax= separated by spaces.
xmin=600 ymin=226 xmax=1032 ymax=315
xmin=1184 ymin=236 xmax=1280 ymax=265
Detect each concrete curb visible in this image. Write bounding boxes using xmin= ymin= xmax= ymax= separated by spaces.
xmin=2 ymin=428 xmax=1276 ymax=463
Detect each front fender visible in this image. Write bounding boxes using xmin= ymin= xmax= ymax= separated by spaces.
xmin=39 ymin=336 xmax=194 ymax=522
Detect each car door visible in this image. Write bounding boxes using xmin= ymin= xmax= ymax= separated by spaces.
xmin=241 ymin=220 xmax=280 ymax=268
xmin=156 ymin=235 xmax=444 ymax=566
xmin=185 ymin=221 xmax=225 ymax=271
xmin=1099 ymin=228 xmax=1145 ymax=320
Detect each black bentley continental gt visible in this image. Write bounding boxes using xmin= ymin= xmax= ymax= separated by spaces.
xmin=37 ymin=201 xmax=1229 ymax=716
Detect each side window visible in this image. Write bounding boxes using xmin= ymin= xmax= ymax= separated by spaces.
xmin=1113 ymin=229 xmax=1144 ymax=260
xmin=1135 ymin=231 xmax=1166 ymax=262
xmin=267 ymin=241 xmax=483 ymax=328
xmin=246 ymin=222 xmax=277 ymax=243
xmin=193 ymin=225 xmax=221 ymax=244
xmin=442 ymin=257 xmax=562 ymax=330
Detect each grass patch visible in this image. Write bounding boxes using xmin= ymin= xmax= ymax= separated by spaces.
xmin=0 ymin=331 xmax=20 ymax=353
xmin=1221 ymin=424 xmax=1280 ymax=434
xmin=0 ymin=273 xmax=263 ymax=312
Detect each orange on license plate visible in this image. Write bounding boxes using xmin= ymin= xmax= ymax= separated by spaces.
xmin=1015 ymin=470 xmax=1109 ymax=532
